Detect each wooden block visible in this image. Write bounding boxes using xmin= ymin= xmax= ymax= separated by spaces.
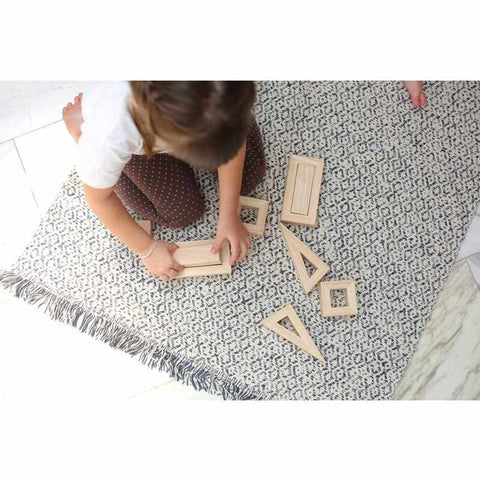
xmin=136 ymin=220 xmax=152 ymax=236
xmin=319 ymin=279 xmax=358 ymax=317
xmin=238 ymin=196 xmax=269 ymax=236
xmin=261 ymin=304 xmax=324 ymax=362
xmin=280 ymin=224 xmax=330 ymax=293
xmin=173 ymin=240 xmax=231 ymax=279
xmin=291 ymin=164 xmax=315 ymax=215
xmin=281 ymin=154 xmax=324 ymax=227
xmin=173 ymin=244 xmax=221 ymax=267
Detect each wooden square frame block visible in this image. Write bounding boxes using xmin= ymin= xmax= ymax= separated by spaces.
xmin=320 ymin=279 xmax=358 ymax=317
xmin=280 ymin=224 xmax=330 ymax=293
xmin=238 ymin=196 xmax=269 ymax=236
xmin=261 ymin=304 xmax=324 ymax=362
xmin=281 ymin=154 xmax=324 ymax=227
xmin=173 ymin=239 xmax=231 ymax=279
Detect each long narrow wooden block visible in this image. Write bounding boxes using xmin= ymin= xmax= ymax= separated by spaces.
xmin=238 ymin=196 xmax=269 ymax=236
xmin=173 ymin=240 xmax=231 ymax=279
xmin=280 ymin=224 xmax=330 ymax=293
xmin=281 ymin=154 xmax=324 ymax=227
xmin=261 ymin=304 xmax=324 ymax=362
xmin=319 ymin=279 xmax=358 ymax=317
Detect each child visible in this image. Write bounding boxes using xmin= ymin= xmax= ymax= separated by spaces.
xmin=403 ymin=81 xmax=427 ymax=107
xmin=62 ymin=82 xmax=266 ymax=282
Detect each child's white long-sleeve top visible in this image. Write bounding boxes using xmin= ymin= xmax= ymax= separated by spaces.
xmin=75 ymin=81 xmax=167 ymax=189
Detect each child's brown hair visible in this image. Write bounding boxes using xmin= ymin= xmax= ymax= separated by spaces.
xmin=129 ymin=81 xmax=256 ymax=169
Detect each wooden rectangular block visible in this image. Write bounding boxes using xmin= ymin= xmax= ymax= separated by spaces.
xmin=173 ymin=240 xmax=231 ymax=279
xmin=238 ymin=196 xmax=269 ymax=236
xmin=173 ymin=244 xmax=221 ymax=267
xmin=281 ymin=155 xmax=324 ymax=227
xmin=319 ymin=279 xmax=358 ymax=317
xmin=291 ymin=164 xmax=315 ymax=215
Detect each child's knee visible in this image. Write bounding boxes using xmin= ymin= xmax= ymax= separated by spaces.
xmin=155 ymin=199 xmax=205 ymax=229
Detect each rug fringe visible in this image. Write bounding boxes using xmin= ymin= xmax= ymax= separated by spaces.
xmin=0 ymin=269 xmax=269 ymax=400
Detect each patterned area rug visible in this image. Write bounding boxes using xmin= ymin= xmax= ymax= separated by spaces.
xmin=1 ymin=81 xmax=479 ymax=400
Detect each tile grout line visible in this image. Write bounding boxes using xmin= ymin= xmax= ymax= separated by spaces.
xmin=12 ymin=139 xmax=42 ymax=214
xmin=0 ymin=118 xmax=63 ymax=146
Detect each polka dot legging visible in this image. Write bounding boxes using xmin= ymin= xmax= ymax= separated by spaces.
xmin=113 ymin=119 xmax=266 ymax=228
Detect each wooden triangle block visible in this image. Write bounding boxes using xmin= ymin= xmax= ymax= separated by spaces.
xmin=262 ymin=304 xmax=324 ymax=362
xmin=280 ymin=224 xmax=330 ymax=293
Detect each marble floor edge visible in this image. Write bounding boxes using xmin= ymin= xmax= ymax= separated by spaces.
xmin=466 ymin=253 xmax=480 ymax=290
xmin=393 ymin=261 xmax=480 ymax=400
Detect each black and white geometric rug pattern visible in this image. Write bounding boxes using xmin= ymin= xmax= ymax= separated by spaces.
xmin=1 ymin=81 xmax=479 ymax=400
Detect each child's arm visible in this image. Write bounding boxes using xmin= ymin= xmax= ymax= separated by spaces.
xmin=83 ymin=185 xmax=183 ymax=281
xmin=212 ymin=140 xmax=250 ymax=265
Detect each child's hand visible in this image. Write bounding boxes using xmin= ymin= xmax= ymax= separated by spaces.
xmin=212 ymin=213 xmax=251 ymax=266
xmin=142 ymin=241 xmax=184 ymax=282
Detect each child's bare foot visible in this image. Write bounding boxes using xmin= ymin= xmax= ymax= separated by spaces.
xmin=402 ymin=81 xmax=427 ymax=107
xmin=62 ymin=93 xmax=84 ymax=143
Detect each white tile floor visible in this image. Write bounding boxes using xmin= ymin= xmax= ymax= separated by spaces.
xmin=0 ymin=82 xmax=215 ymax=402
xmin=0 ymin=82 xmax=98 ymax=143
xmin=0 ymin=141 xmax=40 ymax=267
xmin=0 ymin=82 xmax=479 ymax=402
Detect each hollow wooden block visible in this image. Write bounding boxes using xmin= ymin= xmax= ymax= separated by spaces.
xmin=173 ymin=240 xmax=231 ymax=279
xmin=261 ymin=304 xmax=324 ymax=362
xmin=319 ymin=279 xmax=358 ymax=317
xmin=238 ymin=196 xmax=269 ymax=236
xmin=136 ymin=220 xmax=152 ymax=236
xmin=173 ymin=244 xmax=221 ymax=267
xmin=280 ymin=224 xmax=330 ymax=293
xmin=281 ymin=154 xmax=324 ymax=227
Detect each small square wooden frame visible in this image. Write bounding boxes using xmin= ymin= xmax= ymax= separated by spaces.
xmin=238 ymin=196 xmax=269 ymax=236
xmin=320 ymin=279 xmax=358 ymax=317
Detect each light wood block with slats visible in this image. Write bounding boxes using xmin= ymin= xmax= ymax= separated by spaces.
xmin=291 ymin=164 xmax=315 ymax=215
xmin=281 ymin=155 xmax=324 ymax=227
